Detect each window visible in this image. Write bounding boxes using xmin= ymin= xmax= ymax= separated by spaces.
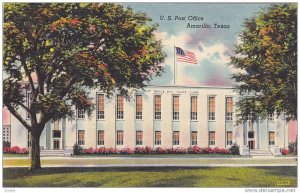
xmin=136 ymin=95 xmax=143 ymax=119
xmin=191 ymin=131 xmax=197 ymax=145
xmin=78 ymin=130 xmax=85 ymax=145
xmin=173 ymin=131 xmax=180 ymax=145
xmin=136 ymin=131 xmax=143 ymax=145
xmin=268 ymin=113 xmax=274 ymax=121
xmin=77 ymin=109 xmax=85 ymax=119
xmin=98 ymin=130 xmax=104 ymax=145
xmin=247 ymin=112 xmax=253 ymax=121
xmin=117 ymin=131 xmax=124 ymax=145
xmin=208 ymin=97 xmax=215 ymax=120
xmin=97 ymin=94 xmax=105 ymax=119
xmin=248 ymin=131 xmax=254 ymax=139
xmin=53 ymin=130 xmax=61 ymax=138
xmin=117 ymin=95 xmax=124 ymax=119
xmin=155 ymin=131 xmax=161 ymax=145
xmin=227 ymin=131 xmax=233 ymax=145
xmin=226 ymin=97 xmax=233 ymax=121
xmin=269 ymin=132 xmax=275 ymax=145
xmin=173 ymin=96 xmax=180 ymax=120
xmin=154 ymin=95 xmax=161 ymax=119
xmin=27 ymin=92 xmax=32 ymax=119
xmin=209 ymin=131 xmax=215 ymax=145
xmin=191 ymin=96 xmax=197 ymax=120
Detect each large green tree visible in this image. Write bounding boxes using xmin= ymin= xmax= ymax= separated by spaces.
xmin=230 ymin=3 xmax=297 ymax=123
xmin=3 ymin=3 xmax=165 ymax=170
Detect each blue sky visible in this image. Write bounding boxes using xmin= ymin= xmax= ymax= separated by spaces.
xmin=122 ymin=3 xmax=272 ymax=86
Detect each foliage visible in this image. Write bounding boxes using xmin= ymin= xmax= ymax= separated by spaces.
xmin=229 ymin=143 xmax=240 ymax=155
xmin=3 ymin=3 xmax=165 ymax=169
xmin=288 ymin=142 xmax=296 ymax=154
xmin=73 ymin=143 xmax=83 ymax=155
xmin=76 ymin=146 xmax=233 ymax=155
xmin=3 ymin=141 xmax=11 ymax=148
xmin=3 ymin=146 xmax=29 ymax=154
xmin=280 ymin=148 xmax=289 ymax=155
xmin=230 ymin=3 xmax=297 ymax=123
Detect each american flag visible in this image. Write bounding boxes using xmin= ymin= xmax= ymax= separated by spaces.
xmin=175 ymin=47 xmax=198 ymax=64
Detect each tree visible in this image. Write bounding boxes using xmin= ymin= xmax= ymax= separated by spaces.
xmin=3 ymin=3 xmax=165 ymax=170
xmin=230 ymin=3 xmax=297 ymax=123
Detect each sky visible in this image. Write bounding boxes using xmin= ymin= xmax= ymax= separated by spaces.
xmin=121 ymin=2 xmax=271 ymax=86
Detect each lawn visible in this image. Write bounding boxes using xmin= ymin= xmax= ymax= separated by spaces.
xmin=3 ymin=167 xmax=297 ymax=187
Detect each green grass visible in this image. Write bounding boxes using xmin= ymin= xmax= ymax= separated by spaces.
xmin=3 ymin=154 xmax=29 ymax=157
xmin=3 ymin=167 xmax=297 ymax=187
xmin=3 ymin=157 xmax=297 ymax=167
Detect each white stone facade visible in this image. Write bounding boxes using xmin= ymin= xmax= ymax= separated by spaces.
xmin=10 ymin=85 xmax=289 ymax=151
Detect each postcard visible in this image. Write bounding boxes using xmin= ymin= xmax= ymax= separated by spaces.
xmin=2 ymin=2 xmax=298 ymax=191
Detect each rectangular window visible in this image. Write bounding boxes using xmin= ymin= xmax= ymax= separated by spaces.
xmin=209 ymin=131 xmax=215 ymax=145
xmin=78 ymin=130 xmax=85 ymax=145
xmin=155 ymin=131 xmax=161 ymax=145
xmin=77 ymin=109 xmax=85 ymax=119
xmin=97 ymin=94 xmax=105 ymax=119
xmin=173 ymin=96 xmax=180 ymax=120
xmin=27 ymin=92 xmax=32 ymax=119
xmin=191 ymin=96 xmax=197 ymax=120
xmin=98 ymin=130 xmax=104 ymax=145
xmin=248 ymin=131 xmax=254 ymax=139
xmin=136 ymin=131 xmax=143 ymax=145
xmin=117 ymin=131 xmax=124 ymax=145
xmin=269 ymin=132 xmax=275 ymax=145
xmin=208 ymin=97 xmax=215 ymax=120
xmin=247 ymin=112 xmax=253 ymax=121
xmin=191 ymin=131 xmax=197 ymax=145
xmin=227 ymin=131 xmax=233 ymax=145
xmin=136 ymin=95 xmax=143 ymax=119
xmin=226 ymin=97 xmax=233 ymax=121
xmin=52 ymin=130 xmax=61 ymax=138
xmin=117 ymin=95 xmax=124 ymax=119
xmin=154 ymin=95 xmax=161 ymax=119
xmin=268 ymin=113 xmax=274 ymax=121
xmin=173 ymin=131 xmax=180 ymax=145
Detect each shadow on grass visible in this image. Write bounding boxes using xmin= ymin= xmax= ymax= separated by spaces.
xmin=3 ymin=167 xmax=211 ymax=179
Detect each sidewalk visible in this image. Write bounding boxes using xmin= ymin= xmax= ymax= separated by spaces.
xmin=3 ymin=156 xmax=297 ymax=168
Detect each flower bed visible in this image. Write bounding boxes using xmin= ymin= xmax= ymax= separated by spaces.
xmin=280 ymin=148 xmax=289 ymax=155
xmin=77 ymin=146 xmax=234 ymax=155
xmin=3 ymin=146 xmax=29 ymax=154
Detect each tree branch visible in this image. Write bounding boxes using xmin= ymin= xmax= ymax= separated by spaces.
xmin=6 ymin=104 xmax=31 ymax=131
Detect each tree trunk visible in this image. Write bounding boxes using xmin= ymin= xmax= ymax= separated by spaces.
xmin=29 ymin=131 xmax=42 ymax=171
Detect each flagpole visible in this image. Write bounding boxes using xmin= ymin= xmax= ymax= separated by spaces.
xmin=174 ymin=45 xmax=176 ymax=85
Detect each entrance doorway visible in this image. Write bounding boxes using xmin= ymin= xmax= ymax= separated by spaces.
xmin=248 ymin=141 xmax=255 ymax=149
xmin=53 ymin=139 xmax=60 ymax=150
xmin=248 ymin=131 xmax=255 ymax=149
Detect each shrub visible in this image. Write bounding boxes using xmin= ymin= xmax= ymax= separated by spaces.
xmin=73 ymin=143 xmax=83 ymax=155
xmin=288 ymin=142 xmax=296 ymax=154
xmin=189 ymin=146 xmax=203 ymax=154
xmin=229 ymin=143 xmax=240 ymax=155
xmin=120 ymin=147 xmax=134 ymax=154
xmin=3 ymin=146 xmax=29 ymax=154
xmin=83 ymin=147 xmax=94 ymax=154
xmin=3 ymin=141 xmax=11 ymax=148
xmin=281 ymin=148 xmax=289 ymax=155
